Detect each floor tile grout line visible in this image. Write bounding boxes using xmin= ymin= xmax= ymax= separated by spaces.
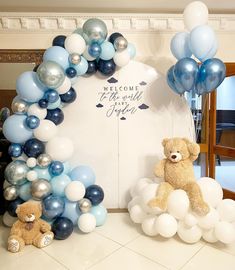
xmin=41 ymin=248 xmax=70 ymax=270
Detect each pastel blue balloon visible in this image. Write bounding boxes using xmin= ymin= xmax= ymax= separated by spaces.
xmin=69 ymin=165 xmax=95 ymax=188
xmin=127 ymin=43 xmax=136 ymax=59
xmin=90 ymin=205 xmax=107 ymax=226
xmin=19 ymin=182 xmax=32 ymax=201
xmin=3 ymin=115 xmax=33 ymax=143
xmin=100 ymin=41 xmax=115 ymax=60
xmin=62 ymin=200 xmax=81 ymax=225
xmin=43 ymin=46 xmax=69 ymax=70
xmin=167 ymin=66 xmax=185 ymax=95
xmin=16 ymin=71 xmax=46 ymax=102
xmin=201 ymin=39 xmax=218 ymax=62
xmin=72 ymin=56 xmax=88 ymax=75
xmin=33 ymin=166 xmax=51 ymax=181
xmin=63 ymin=162 xmax=71 ymax=174
xmin=170 ymin=32 xmax=192 ymax=60
xmin=190 ymin=25 xmax=216 ymax=61
xmin=173 ymin=58 xmax=198 ymax=92
xmin=47 ymin=97 xmax=61 ymax=110
xmin=51 ymin=174 xmax=71 ymax=197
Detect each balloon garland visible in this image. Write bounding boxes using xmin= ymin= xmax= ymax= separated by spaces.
xmin=167 ymin=1 xmax=226 ymax=96
xmin=2 ymin=18 xmax=136 ymax=238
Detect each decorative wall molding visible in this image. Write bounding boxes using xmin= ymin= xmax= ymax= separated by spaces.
xmin=0 ymin=13 xmax=235 ymax=33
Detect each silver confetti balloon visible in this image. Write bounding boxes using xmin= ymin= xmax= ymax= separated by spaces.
xmin=37 ymin=154 xmax=52 ymax=168
xmin=114 ymin=36 xmax=128 ymax=52
xmin=11 ymin=96 xmax=28 ymax=114
xmin=4 ymin=186 xmax=19 ymax=201
xmin=82 ymin=18 xmax=107 ymax=44
xmin=78 ymin=198 xmax=92 ymax=213
xmin=31 ymin=179 xmax=52 ymax=200
xmin=69 ymin=53 xmax=81 ymax=65
xmin=4 ymin=160 xmax=29 ymax=186
xmin=37 ymin=61 xmax=65 ymax=89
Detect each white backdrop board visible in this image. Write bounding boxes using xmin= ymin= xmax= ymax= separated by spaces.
xmin=58 ymin=60 xmax=195 ymax=208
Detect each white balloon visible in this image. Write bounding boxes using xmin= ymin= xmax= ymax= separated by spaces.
xmin=26 ymin=157 xmax=37 ymax=168
xmin=214 ymin=221 xmax=235 ymax=244
xmin=113 ymin=49 xmax=130 ymax=67
xmin=142 ymin=216 xmax=158 ymax=236
xmin=202 ymin=228 xmax=218 ymax=243
xmin=131 ymin=178 xmax=153 ymax=197
xmin=177 ymin=221 xmax=202 ymax=244
xmin=155 ymin=213 xmax=177 ymax=238
xmin=65 ymin=33 xmax=86 ymax=54
xmin=34 ymin=120 xmax=58 ymax=142
xmin=167 ymin=190 xmax=190 ymax=220
xmin=83 ymin=45 xmax=96 ymax=61
xmin=26 ymin=170 xmax=38 ymax=181
xmin=56 ymin=76 xmax=72 ymax=94
xmin=27 ymin=104 xmax=47 ymax=120
xmin=65 ymin=181 xmax=86 ymax=202
xmin=196 ymin=207 xmax=219 ymax=230
xmin=46 ymin=136 xmax=74 ymax=162
xmin=128 ymin=196 xmax=141 ymax=212
xmin=184 ymin=213 xmax=198 ymax=228
xmin=3 ymin=212 xmax=17 ymax=227
xmin=130 ymin=204 xmax=147 ymax=224
xmin=197 ymin=177 xmax=223 ymax=208
xmin=78 ymin=213 xmax=96 ymax=233
xmin=217 ymin=199 xmax=235 ymax=223
xmin=183 ymin=1 xmax=208 ymax=31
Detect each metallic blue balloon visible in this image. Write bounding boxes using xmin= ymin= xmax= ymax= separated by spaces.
xmin=88 ymin=43 xmax=101 ymax=58
xmin=173 ymin=58 xmax=198 ymax=92
xmin=60 ymin=88 xmax=77 ymax=103
xmin=49 ymin=161 xmax=64 ymax=176
xmin=167 ymin=66 xmax=185 ymax=95
xmin=65 ymin=67 xmax=77 ymax=78
xmin=42 ymin=195 xmax=65 ymax=220
xmin=25 ymin=115 xmax=40 ymax=129
xmin=52 ymin=35 xmax=66 ymax=48
xmin=44 ymin=89 xmax=59 ymax=103
xmin=197 ymin=58 xmax=226 ymax=93
xmin=195 ymin=81 xmax=206 ymax=96
xmin=86 ymin=60 xmax=98 ymax=75
xmin=46 ymin=108 xmax=64 ymax=125
xmin=84 ymin=184 xmax=104 ymax=206
xmin=38 ymin=99 xmax=48 ymax=108
xmin=52 ymin=217 xmax=74 ymax=240
xmin=23 ymin=138 xmax=45 ymax=158
xmin=97 ymin=59 xmax=116 ymax=76
xmin=8 ymin=143 xmax=22 ymax=158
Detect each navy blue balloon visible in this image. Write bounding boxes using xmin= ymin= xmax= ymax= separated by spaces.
xmin=42 ymin=195 xmax=65 ymax=220
xmin=8 ymin=143 xmax=22 ymax=158
xmin=88 ymin=43 xmax=101 ymax=58
xmin=25 ymin=115 xmax=40 ymax=129
xmin=66 ymin=67 xmax=77 ymax=78
xmin=52 ymin=35 xmax=66 ymax=48
xmin=38 ymin=98 xmax=49 ymax=108
xmin=173 ymin=58 xmax=198 ymax=92
xmin=49 ymin=161 xmax=64 ymax=176
xmin=85 ymin=184 xmax=104 ymax=206
xmin=97 ymin=59 xmax=116 ymax=76
xmin=46 ymin=108 xmax=64 ymax=125
xmin=167 ymin=66 xmax=185 ymax=95
xmin=60 ymin=88 xmax=77 ymax=103
xmin=109 ymin=32 xmax=123 ymax=45
xmin=7 ymin=198 xmax=24 ymax=217
xmin=44 ymin=89 xmax=59 ymax=103
xmin=86 ymin=60 xmax=98 ymax=75
xmin=33 ymin=64 xmax=40 ymax=72
xmin=197 ymin=58 xmax=226 ymax=93
xmin=23 ymin=138 xmax=45 ymax=158
xmin=52 ymin=217 xmax=74 ymax=240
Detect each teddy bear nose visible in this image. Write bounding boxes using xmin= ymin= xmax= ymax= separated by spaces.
xmin=171 ymin=155 xmax=177 ymax=159
xmin=27 ymin=214 xmax=32 ymax=218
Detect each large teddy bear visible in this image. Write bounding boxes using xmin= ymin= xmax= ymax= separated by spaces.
xmin=148 ymin=137 xmax=209 ymax=216
xmin=7 ymin=201 xmax=54 ymax=253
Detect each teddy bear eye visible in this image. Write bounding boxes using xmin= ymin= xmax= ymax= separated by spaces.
xmin=177 ymin=151 xmax=180 ymax=153
xmin=170 ymin=151 xmax=172 ymax=153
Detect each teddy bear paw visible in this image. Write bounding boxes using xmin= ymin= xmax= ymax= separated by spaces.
xmin=193 ymin=202 xmax=210 ymax=216
xmin=40 ymin=233 xmax=54 ymax=248
xmin=8 ymin=239 xmax=20 ymax=253
xmin=148 ymin=198 xmax=166 ymax=211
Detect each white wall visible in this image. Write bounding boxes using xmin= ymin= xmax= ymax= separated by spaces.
xmin=217 ymin=76 xmax=235 ymax=110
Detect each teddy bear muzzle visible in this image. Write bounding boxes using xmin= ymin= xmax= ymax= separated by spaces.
xmin=170 ymin=152 xmax=182 ymax=162
xmin=25 ymin=214 xmax=35 ymax=222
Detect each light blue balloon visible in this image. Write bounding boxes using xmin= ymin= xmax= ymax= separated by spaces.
xmin=90 ymin=205 xmax=107 ymax=226
xmin=51 ymin=174 xmax=71 ymax=197
xmin=19 ymin=182 xmax=32 ymax=201
xmin=201 ymin=39 xmax=218 ymax=62
xmin=170 ymin=32 xmax=192 ymax=60
xmin=16 ymin=71 xmax=46 ymax=102
xmin=3 ymin=114 xmax=33 ymax=143
xmin=72 ymin=56 xmax=88 ymax=75
xmin=33 ymin=166 xmax=51 ymax=181
xmin=100 ymin=41 xmax=115 ymax=60
xmin=43 ymin=46 xmax=69 ymax=70
xmin=127 ymin=43 xmax=136 ymax=59
xmin=47 ymin=97 xmax=61 ymax=109
xmin=62 ymin=200 xmax=81 ymax=225
xmin=167 ymin=66 xmax=185 ymax=95
xmin=69 ymin=165 xmax=96 ymax=188
xmin=63 ymin=162 xmax=71 ymax=174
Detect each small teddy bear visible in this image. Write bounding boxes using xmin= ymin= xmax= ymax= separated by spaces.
xmin=7 ymin=201 xmax=54 ymax=253
xmin=148 ymin=137 xmax=209 ymax=216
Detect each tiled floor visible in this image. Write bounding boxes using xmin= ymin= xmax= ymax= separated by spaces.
xmin=1 ymin=213 xmax=235 ymax=270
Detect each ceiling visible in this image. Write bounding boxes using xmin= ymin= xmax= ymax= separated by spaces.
xmin=0 ymin=0 xmax=235 ymax=13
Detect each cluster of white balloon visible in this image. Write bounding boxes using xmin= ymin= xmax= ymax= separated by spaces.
xmin=129 ymin=177 xmax=235 ymax=244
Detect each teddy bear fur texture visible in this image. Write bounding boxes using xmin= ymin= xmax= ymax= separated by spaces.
xmin=148 ymin=137 xmax=209 ymax=216
xmin=7 ymin=201 xmax=54 ymax=253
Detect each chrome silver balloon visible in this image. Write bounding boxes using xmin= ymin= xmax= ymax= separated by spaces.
xmin=114 ymin=36 xmax=128 ymax=52
xmin=31 ymin=179 xmax=52 ymax=200
xmin=82 ymin=18 xmax=107 ymax=44
xmin=4 ymin=186 xmax=19 ymax=201
xmin=37 ymin=61 xmax=65 ymax=89
xmin=69 ymin=53 xmax=81 ymax=65
xmin=4 ymin=160 xmax=29 ymax=186
xmin=78 ymin=198 xmax=92 ymax=213
xmin=37 ymin=154 xmax=52 ymax=168
xmin=11 ymin=96 xmax=28 ymax=114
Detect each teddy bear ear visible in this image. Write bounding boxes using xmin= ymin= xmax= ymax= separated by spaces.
xmin=182 ymin=137 xmax=191 ymax=145
xmin=162 ymin=138 xmax=169 ymax=147
xmin=15 ymin=205 xmax=21 ymax=215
